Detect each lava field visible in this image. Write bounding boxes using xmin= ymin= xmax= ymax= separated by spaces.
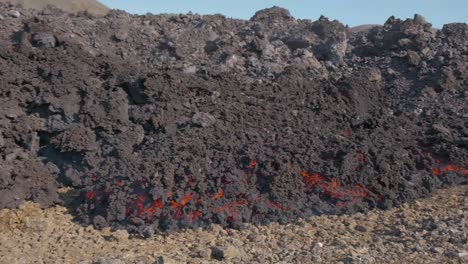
xmin=0 ymin=5 xmax=467 ymax=233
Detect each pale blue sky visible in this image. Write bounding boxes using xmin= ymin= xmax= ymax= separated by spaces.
xmin=99 ymin=0 xmax=467 ymax=28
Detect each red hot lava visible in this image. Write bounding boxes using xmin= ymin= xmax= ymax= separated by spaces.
xmin=433 ymin=164 xmax=468 ymax=177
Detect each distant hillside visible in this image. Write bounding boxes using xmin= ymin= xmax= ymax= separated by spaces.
xmin=0 ymin=0 xmax=108 ymax=15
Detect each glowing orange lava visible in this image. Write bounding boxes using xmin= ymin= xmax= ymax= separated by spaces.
xmin=85 ymin=191 xmax=96 ymax=200
xmin=248 ymin=160 xmax=258 ymax=170
xmin=187 ymin=211 xmax=202 ymax=222
xmin=301 ymin=171 xmax=324 ymax=187
xmin=433 ymin=164 xmax=468 ymax=177
xmin=212 ymin=188 xmax=224 ymax=200
xmin=301 ymin=170 xmax=376 ymax=208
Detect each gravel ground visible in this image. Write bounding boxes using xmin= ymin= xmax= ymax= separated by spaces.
xmin=0 ymin=186 xmax=466 ymax=264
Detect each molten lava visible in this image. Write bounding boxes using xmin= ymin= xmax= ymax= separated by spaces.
xmin=433 ymin=164 xmax=468 ymax=177
xmin=301 ymin=170 xmax=375 ymax=208
xmin=212 ymin=188 xmax=224 ymax=200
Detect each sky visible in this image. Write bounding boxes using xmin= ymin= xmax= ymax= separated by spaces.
xmin=99 ymin=0 xmax=467 ymax=28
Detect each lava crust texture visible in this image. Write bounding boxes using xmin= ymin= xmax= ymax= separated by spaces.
xmin=0 ymin=5 xmax=466 ymax=232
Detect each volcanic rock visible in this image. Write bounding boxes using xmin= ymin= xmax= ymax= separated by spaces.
xmin=211 ymin=245 xmax=240 ymax=260
xmin=355 ymin=225 xmax=368 ymax=232
xmin=0 ymin=3 xmax=466 ymax=233
xmin=0 ymin=131 xmax=4 ymax=148
xmin=251 ymin=6 xmax=293 ymax=22
xmin=114 ymin=29 xmax=129 ymax=41
xmin=110 ymin=230 xmax=129 ymax=242
xmin=32 ymin=32 xmax=57 ymax=48
xmin=191 ymin=112 xmax=216 ymax=127
xmin=154 ymin=256 xmax=177 ymax=264
xmin=7 ymin=10 xmax=20 ymax=18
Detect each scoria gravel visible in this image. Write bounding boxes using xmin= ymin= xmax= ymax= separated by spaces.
xmin=0 ymin=5 xmax=466 ymax=233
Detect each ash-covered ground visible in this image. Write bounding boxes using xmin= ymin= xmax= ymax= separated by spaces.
xmin=0 ymin=5 xmax=466 ymax=233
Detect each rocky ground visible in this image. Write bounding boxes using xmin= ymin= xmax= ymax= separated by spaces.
xmin=0 ymin=185 xmax=466 ymax=264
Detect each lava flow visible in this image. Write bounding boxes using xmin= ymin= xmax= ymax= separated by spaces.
xmin=300 ymin=171 xmax=377 ymax=207
xmin=433 ymin=164 xmax=468 ymax=177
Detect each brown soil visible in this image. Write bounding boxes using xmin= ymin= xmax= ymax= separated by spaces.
xmin=0 ymin=186 xmax=466 ymax=263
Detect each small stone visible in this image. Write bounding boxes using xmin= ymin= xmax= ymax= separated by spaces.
xmin=447 ymin=251 xmax=468 ymax=258
xmin=93 ymin=215 xmax=107 ymax=229
xmin=292 ymin=110 xmax=299 ymax=117
xmin=204 ymin=40 xmax=219 ymax=53
xmin=334 ymin=238 xmax=348 ymax=247
xmin=398 ymin=38 xmax=411 ymax=47
xmin=368 ymin=68 xmax=382 ymax=82
xmin=134 ymin=256 xmax=153 ymax=264
xmin=354 ymin=225 xmax=367 ymax=232
xmin=5 ymin=112 xmax=17 ymax=119
xmin=5 ymin=148 xmax=22 ymax=161
xmin=192 ymin=112 xmax=216 ymax=128
xmin=28 ymin=133 xmax=40 ymax=153
xmin=114 ymin=29 xmax=129 ymax=41
xmin=0 ymin=14 xmax=4 ymax=20
xmin=154 ymin=256 xmax=176 ymax=264
xmin=111 ymin=229 xmax=129 ymax=241
xmin=224 ymin=54 xmax=241 ymax=68
xmin=407 ymin=51 xmax=421 ymax=66
xmin=8 ymin=10 xmax=21 ymax=18
xmin=0 ymin=130 xmax=4 ymax=147
xmin=211 ymin=91 xmax=221 ymax=101
xmin=431 ymin=247 xmax=445 ymax=254
xmin=142 ymin=226 xmax=155 ymax=238
xmin=32 ymin=32 xmax=57 ymax=48
xmin=197 ymin=248 xmax=212 ymax=259
xmin=301 ymin=51 xmax=322 ymax=69
xmin=432 ymin=124 xmax=451 ymax=137
xmin=211 ymin=245 xmax=240 ymax=260
xmin=92 ymin=257 xmax=125 ymax=264
xmin=183 ymin=65 xmax=197 ymax=74
xmin=24 ymin=219 xmax=49 ymax=232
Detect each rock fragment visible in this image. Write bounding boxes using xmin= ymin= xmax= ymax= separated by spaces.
xmin=354 ymin=225 xmax=367 ymax=232
xmin=413 ymin=14 xmax=427 ymax=25
xmin=192 ymin=112 xmax=216 ymax=128
xmin=0 ymin=130 xmax=4 ymax=148
xmin=110 ymin=229 xmax=129 ymax=242
xmin=32 ymin=32 xmax=57 ymax=48
xmin=407 ymin=51 xmax=421 ymax=66
xmin=7 ymin=10 xmax=20 ymax=18
xmin=154 ymin=256 xmax=177 ymax=264
xmin=284 ymin=36 xmax=311 ymax=50
xmin=114 ymin=29 xmax=129 ymax=41
xmin=430 ymin=247 xmax=445 ymax=254
xmin=24 ymin=218 xmax=49 ymax=232
xmin=367 ymin=68 xmax=383 ymax=82
xmin=211 ymin=246 xmax=240 ymax=260
xmin=447 ymin=251 xmax=468 ymax=258
xmin=92 ymin=257 xmax=126 ymax=264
